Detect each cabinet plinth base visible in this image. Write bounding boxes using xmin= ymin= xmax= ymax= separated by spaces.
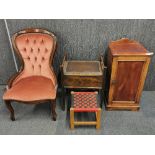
xmin=106 ymin=104 xmax=140 ymax=111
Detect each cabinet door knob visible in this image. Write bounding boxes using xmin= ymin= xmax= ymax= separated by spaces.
xmin=111 ymin=80 xmax=117 ymax=85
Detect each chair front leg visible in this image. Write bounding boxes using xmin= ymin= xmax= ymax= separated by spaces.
xmin=5 ymin=100 xmax=15 ymax=121
xmin=51 ymin=99 xmax=57 ymax=121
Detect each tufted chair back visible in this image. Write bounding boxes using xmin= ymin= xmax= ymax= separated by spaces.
xmin=12 ymin=28 xmax=57 ymax=87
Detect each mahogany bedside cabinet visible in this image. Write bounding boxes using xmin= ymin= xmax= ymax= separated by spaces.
xmin=105 ymin=38 xmax=153 ymax=111
xmin=60 ymin=54 xmax=106 ymax=111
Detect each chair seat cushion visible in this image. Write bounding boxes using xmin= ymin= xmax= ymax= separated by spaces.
xmin=3 ymin=76 xmax=56 ymax=102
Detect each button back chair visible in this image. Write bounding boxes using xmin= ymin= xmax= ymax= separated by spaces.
xmin=3 ymin=28 xmax=57 ymax=121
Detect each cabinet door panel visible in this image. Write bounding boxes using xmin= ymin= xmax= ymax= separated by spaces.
xmin=113 ymin=61 xmax=143 ymax=102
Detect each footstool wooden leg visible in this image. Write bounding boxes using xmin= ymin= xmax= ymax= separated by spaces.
xmin=70 ymin=108 xmax=74 ymax=129
xmin=96 ymin=108 xmax=101 ymax=129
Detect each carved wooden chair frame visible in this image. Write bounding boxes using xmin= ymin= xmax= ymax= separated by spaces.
xmin=4 ymin=28 xmax=57 ymax=121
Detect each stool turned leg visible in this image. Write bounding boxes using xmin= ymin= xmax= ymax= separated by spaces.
xmin=96 ymin=108 xmax=101 ymax=129
xmin=70 ymin=108 xmax=74 ymax=129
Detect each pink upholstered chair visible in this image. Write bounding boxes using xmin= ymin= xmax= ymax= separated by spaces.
xmin=3 ymin=28 xmax=57 ymax=121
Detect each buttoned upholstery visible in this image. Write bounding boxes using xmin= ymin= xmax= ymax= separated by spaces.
xmin=3 ymin=29 xmax=57 ymax=102
xmin=12 ymin=33 xmax=57 ymax=87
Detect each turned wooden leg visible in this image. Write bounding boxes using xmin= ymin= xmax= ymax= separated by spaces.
xmin=62 ymin=87 xmax=66 ymax=111
xmin=96 ymin=108 xmax=101 ymax=129
xmin=5 ymin=100 xmax=15 ymax=121
xmin=70 ymin=108 xmax=74 ymax=129
xmin=51 ymin=99 xmax=57 ymax=121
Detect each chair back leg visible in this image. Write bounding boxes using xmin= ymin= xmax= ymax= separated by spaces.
xmin=51 ymin=99 xmax=57 ymax=121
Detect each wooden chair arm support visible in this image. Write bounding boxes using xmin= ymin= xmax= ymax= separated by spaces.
xmin=7 ymin=72 xmax=20 ymax=89
xmin=6 ymin=65 xmax=24 ymax=89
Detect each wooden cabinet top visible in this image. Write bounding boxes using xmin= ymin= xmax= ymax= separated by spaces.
xmin=109 ymin=38 xmax=153 ymax=56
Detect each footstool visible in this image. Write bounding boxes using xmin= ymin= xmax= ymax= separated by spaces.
xmin=70 ymin=91 xmax=101 ymax=129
